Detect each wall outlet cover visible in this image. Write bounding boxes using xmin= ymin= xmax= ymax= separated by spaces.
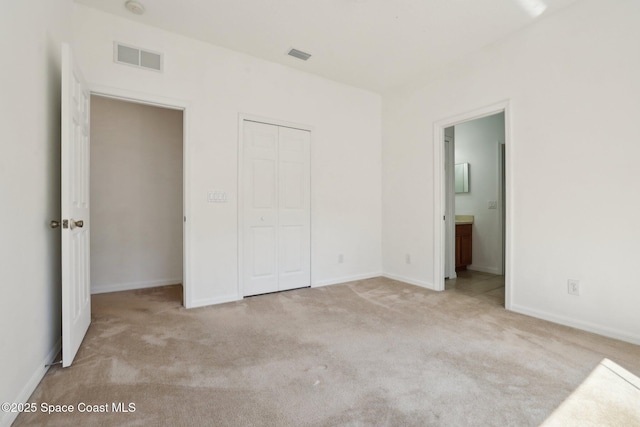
xmin=568 ymin=279 xmax=580 ymax=296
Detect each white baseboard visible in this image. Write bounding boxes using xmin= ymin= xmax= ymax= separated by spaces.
xmin=312 ymin=271 xmax=383 ymax=288
xmin=188 ymin=272 xmax=384 ymax=308
xmin=91 ymin=278 xmax=182 ymax=295
xmin=468 ymin=265 xmax=502 ymax=275
xmin=0 ymin=338 xmax=61 ymax=427
xmin=187 ymin=294 xmax=241 ymax=309
xmin=382 ymin=273 xmax=436 ymax=290
xmin=510 ymin=303 xmax=640 ymax=346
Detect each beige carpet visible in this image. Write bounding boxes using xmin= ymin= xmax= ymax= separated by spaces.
xmin=14 ymin=277 xmax=640 ymax=426
xmin=542 ymin=358 xmax=640 ymax=426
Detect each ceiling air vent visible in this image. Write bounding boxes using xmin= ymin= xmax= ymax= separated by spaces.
xmin=287 ymin=48 xmax=311 ymax=61
xmin=114 ymin=42 xmax=163 ymax=72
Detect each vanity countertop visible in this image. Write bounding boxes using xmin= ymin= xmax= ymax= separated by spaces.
xmin=455 ymin=215 xmax=474 ymax=225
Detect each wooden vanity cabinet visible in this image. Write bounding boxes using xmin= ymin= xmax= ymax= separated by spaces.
xmin=455 ymin=223 xmax=472 ymax=271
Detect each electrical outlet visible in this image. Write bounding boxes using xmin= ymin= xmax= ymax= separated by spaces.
xmin=338 ymin=254 xmax=344 ymax=264
xmin=405 ymin=254 xmax=411 ymax=264
xmin=488 ymin=200 xmax=498 ymax=209
xmin=567 ymin=279 xmax=580 ymax=296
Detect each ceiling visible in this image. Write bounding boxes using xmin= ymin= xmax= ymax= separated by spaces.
xmin=74 ymin=0 xmax=582 ymax=93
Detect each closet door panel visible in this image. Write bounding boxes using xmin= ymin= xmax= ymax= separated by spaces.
xmin=278 ymin=127 xmax=311 ymax=291
xmin=241 ymin=121 xmax=310 ymax=295
xmin=243 ymin=121 xmax=279 ymax=296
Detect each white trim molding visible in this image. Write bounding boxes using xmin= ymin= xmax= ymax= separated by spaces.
xmin=467 ymin=265 xmax=502 ymax=275
xmin=511 ymin=304 xmax=640 ymax=346
xmin=89 ymin=84 xmax=188 ymax=110
xmin=312 ymin=272 xmax=383 ymax=288
xmin=383 ymin=273 xmax=435 ymax=290
xmin=91 ymin=278 xmax=183 ymax=295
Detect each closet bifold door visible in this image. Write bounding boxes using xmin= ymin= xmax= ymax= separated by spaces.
xmin=242 ymin=121 xmax=311 ymax=296
xmin=277 ymin=126 xmax=311 ymax=291
xmin=243 ymin=121 xmax=279 ymax=296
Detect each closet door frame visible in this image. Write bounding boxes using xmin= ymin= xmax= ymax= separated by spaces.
xmin=237 ymin=114 xmax=313 ymax=298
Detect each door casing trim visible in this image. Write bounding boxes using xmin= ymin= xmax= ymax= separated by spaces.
xmin=432 ymin=100 xmax=512 ymax=309
xmin=89 ymin=84 xmax=192 ymax=308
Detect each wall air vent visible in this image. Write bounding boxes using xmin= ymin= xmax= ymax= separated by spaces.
xmin=114 ymin=42 xmax=163 ymax=72
xmin=287 ymin=48 xmax=311 ymax=61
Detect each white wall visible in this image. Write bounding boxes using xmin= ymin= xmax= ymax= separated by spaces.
xmin=90 ymin=96 xmax=183 ymax=294
xmin=0 ymin=1 xmax=73 ymax=425
xmin=383 ymin=0 xmax=640 ymax=344
xmin=454 ymin=113 xmax=505 ymax=274
xmin=73 ymin=5 xmax=382 ymax=307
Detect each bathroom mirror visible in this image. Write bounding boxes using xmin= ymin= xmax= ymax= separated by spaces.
xmin=455 ymin=163 xmax=469 ymax=193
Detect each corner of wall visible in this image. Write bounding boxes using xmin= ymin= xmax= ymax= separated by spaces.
xmin=0 ymin=339 xmax=61 ymax=427
xmin=382 ymin=273 xmax=436 ymax=291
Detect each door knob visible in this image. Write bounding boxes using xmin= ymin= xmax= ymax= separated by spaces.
xmin=70 ymin=219 xmax=84 ymax=229
xmin=50 ymin=220 xmax=61 ymax=229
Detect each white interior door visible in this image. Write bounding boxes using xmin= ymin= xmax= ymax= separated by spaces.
xmin=242 ymin=120 xmax=310 ymax=296
xmin=445 ymin=136 xmax=456 ymax=279
xmin=61 ymin=43 xmax=91 ymax=367
xmin=278 ymin=127 xmax=311 ymax=291
xmin=243 ymin=121 xmax=279 ymax=296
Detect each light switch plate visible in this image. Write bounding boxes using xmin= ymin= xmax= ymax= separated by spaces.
xmin=488 ymin=201 xmax=498 ymax=209
xmin=207 ymin=191 xmax=227 ymax=203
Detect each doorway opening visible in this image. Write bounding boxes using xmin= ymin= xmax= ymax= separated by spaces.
xmin=89 ymin=94 xmax=186 ymax=306
xmin=433 ymin=101 xmax=511 ymax=309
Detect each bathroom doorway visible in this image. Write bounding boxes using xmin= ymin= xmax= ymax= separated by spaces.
xmin=434 ymin=101 xmax=510 ymax=308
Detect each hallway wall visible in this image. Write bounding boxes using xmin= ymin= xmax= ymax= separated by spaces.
xmin=90 ymin=96 xmax=183 ymax=294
